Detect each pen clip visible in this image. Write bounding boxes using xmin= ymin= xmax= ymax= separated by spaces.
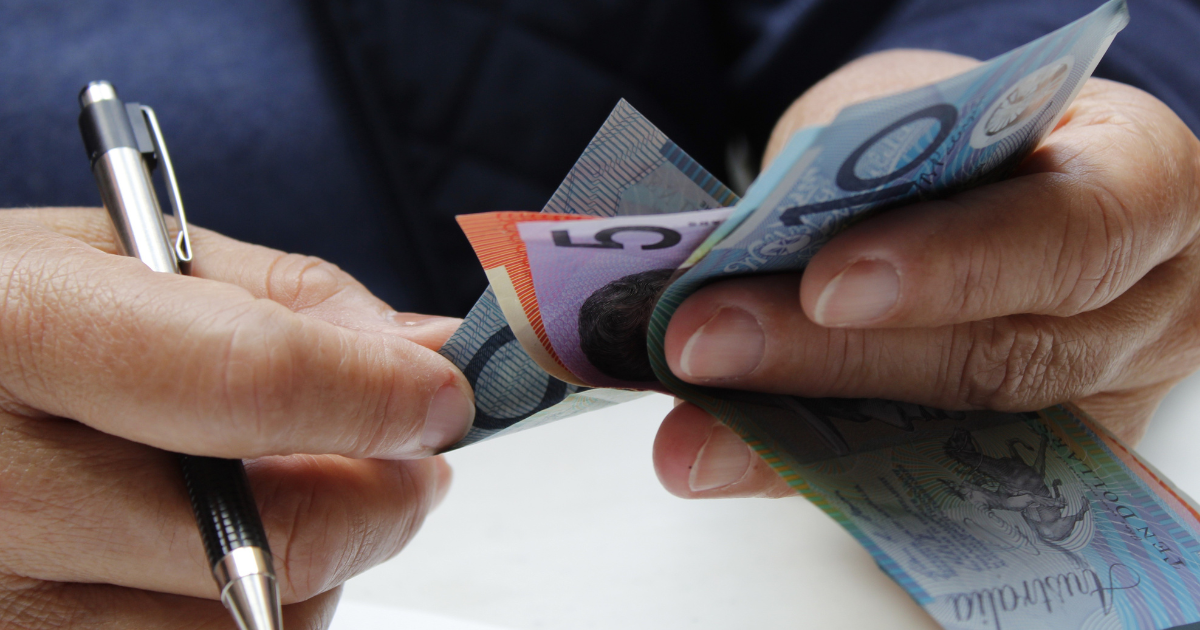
xmin=137 ymin=105 xmax=194 ymax=272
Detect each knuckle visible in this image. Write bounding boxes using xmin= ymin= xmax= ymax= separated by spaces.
xmin=0 ymin=242 xmax=53 ymax=402
xmin=274 ymin=482 xmax=345 ymax=602
xmin=272 ymin=462 xmax=432 ymax=602
xmin=814 ymin=328 xmax=871 ymax=395
xmin=343 ymin=380 xmax=413 ymax=458
xmin=954 ymin=227 xmax=1006 ymax=319
xmin=1047 ymin=181 xmax=1137 ymax=315
xmin=206 ymin=298 xmax=409 ymax=457
xmin=919 ymin=197 xmax=1006 ymax=321
xmin=955 ymin=318 xmax=1088 ymax=409
xmin=263 ymin=253 xmax=356 ymax=313
xmin=209 ymin=306 xmax=308 ymax=452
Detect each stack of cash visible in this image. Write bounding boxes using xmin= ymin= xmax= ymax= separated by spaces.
xmin=439 ymin=2 xmax=1200 ymax=628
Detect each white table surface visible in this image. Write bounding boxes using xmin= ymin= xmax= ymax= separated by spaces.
xmin=333 ymin=373 xmax=1200 ymax=629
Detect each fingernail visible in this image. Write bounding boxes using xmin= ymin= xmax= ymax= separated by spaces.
xmin=688 ymin=422 xmax=752 ymax=492
xmin=431 ymin=457 xmax=454 ymax=508
xmin=388 ymin=312 xmax=453 ymax=328
xmin=422 ymin=385 xmax=474 ymax=451
xmin=813 ymin=259 xmax=900 ymax=326
xmin=678 ymin=308 xmax=765 ymax=379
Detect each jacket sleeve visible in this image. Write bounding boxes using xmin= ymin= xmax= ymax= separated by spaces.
xmin=854 ymin=0 xmax=1200 ymax=134
xmin=725 ymin=0 xmax=1200 ymax=141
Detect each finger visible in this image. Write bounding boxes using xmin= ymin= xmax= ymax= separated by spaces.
xmin=0 ymin=217 xmax=474 ymax=458
xmin=0 ymin=413 xmax=451 ymax=602
xmin=664 ymin=263 xmax=1192 ymax=412
xmin=653 ymin=402 xmax=796 ymax=499
xmin=798 ymin=80 xmax=1200 ymax=329
xmin=0 ymin=578 xmax=340 ymax=630
xmin=188 ymin=223 xmax=458 ymax=349
xmin=5 ymin=207 xmax=459 ymax=349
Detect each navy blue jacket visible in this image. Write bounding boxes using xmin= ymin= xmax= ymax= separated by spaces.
xmin=2 ymin=1 xmax=1198 ymax=315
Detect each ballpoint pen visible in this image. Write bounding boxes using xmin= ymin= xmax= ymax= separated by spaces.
xmin=77 ymin=81 xmax=283 ymax=630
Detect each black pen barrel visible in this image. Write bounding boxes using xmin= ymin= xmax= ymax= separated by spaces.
xmin=179 ymin=455 xmax=271 ymax=563
xmin=180 ymin=455 xmax=282 ymax=630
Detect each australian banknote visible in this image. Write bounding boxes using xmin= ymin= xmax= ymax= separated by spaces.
xmin=456 ymin=207 xmax=735 ymax=390
xmin=439 ymin=99 xmax=738 ymax=445
xmin=442 ymin=2 xmax=1200 ymax=628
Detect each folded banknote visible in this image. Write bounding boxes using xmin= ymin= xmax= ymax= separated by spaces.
xmin=439 ymin=2 xmax=1200 ymax=628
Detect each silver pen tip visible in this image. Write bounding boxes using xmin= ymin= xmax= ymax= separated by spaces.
xmin=222 ymin=574 xmax=283 ymax=630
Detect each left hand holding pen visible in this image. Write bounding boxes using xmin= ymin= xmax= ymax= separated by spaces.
xmin=0 ymin=208 xmax=472 ymax=627
xmin=653 ymin=50 xmax=1200 ymax=499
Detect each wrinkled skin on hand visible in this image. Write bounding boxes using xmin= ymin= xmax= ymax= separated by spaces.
xmin=653 ymin=50 xmax=1200 ymax=499
xmin=0 ymin=208 xmax=473 ymax=628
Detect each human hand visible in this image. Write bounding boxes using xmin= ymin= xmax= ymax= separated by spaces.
xmin=0 ymin=208 xmax=473 ymax=627
xmin=653 ymin=50 xmax=1200 ymax=499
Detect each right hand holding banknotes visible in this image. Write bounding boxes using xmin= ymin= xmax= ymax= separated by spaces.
xmin=654 ymin=49 xmax=1200 ymax=499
